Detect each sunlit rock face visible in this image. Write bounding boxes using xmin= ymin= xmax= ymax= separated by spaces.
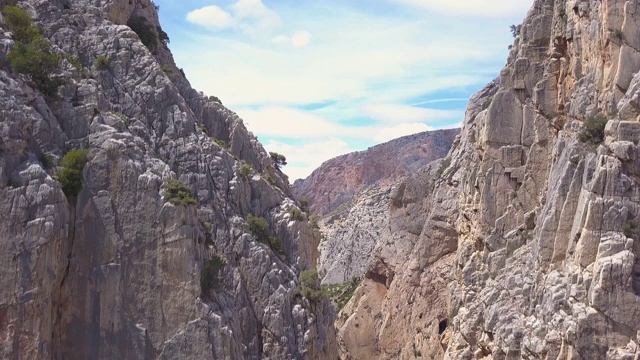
xmin=293 ymin=130 xmax=458 ymax=286
xmin=337 ymin=0 xmax=640 ymax=358
xmin=0 ymin=0 xmax=337 ymax=358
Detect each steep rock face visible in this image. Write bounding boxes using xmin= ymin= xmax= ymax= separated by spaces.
xmin=0 ymin=1 xmax=336 ymax=359
xmin=292 ymin=129 xmax=459 ymax=216
xmin=339 ymin=0 xmax=640 ymax=358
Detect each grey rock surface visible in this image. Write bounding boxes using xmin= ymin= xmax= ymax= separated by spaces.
xmin=0 ymin=0 xmax=336 ymax=359
xmin=337 ymin=0 xmax=640 ymax=358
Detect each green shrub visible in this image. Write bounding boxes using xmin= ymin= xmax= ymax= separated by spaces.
xmin=323 ymin=276 xmax=361 ymax=310
xmin=127 ymin=16 xmax=158 ymax=49
xmin=56 ymin=149 xmax=89 ymax=198
xmin=40 ymin=152 xmax=55 ymax=170
xmin=201 ymin=255 xmax=225 ymax=295
xmin=297 ymin=269 xmax=325 ymax=302
xmin=211 ymin=138 xmax=226 ymax=148
xmin=8 ymin=37 xmax=63 ymax=96
xmin=269 ymin=152 xmax=287 ymax=170
xmin=289 ymin=208 xmax=304 ymax=222
xmin=263 ymin=174 xmax=275 ymax=186
xmin=110 ymin=111 xmax=129 ymax=127
xmin=248 ymin=214 xmax=269 ymax=243
xmin=163 ymin=179 xmax=198 ymax=206
xmin=64 ymin=53 xmax=82 ymax=71
xmin=309 ymin=215 xmax=320 ymax=230
xmin=268 ymin=235 xmax=286 ymax=256
xmin=209 ymin=95 xmax=222 ymax=104
xmin=1 ymin=5 xmax=41 ymax=43
xmin=578 ymin=114 xmax=607 ymax=145
xmin=156 ymin=26 xmax=169 ymax=45
xmin=622 ymin=220 xmax=639 ymax=239
xmin=239 ymin=163 xmax=252 ymax=179
xmin=299 ymin=197 xmax=309 ymax=213
xmin=202 ymin=221 xmax=214 ymax=246
xmin=94 ymin=54 xmax=109 ymax=70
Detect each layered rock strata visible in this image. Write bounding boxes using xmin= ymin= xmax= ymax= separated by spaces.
xmin=338 ymin=0 xmax=640 ymax=358
xmin=0 ymin=0 xmax=336 ymax=359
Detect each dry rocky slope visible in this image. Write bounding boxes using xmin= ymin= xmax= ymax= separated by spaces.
xmin=0 ymin=0 xmax=336 ymax=359
xmin=292 ymin=129 xmax=459 ymax=216
xmin=337 ymin=0 xmax=640 ymax=358
xmin=294 ymin=130 xmax=458 ymax=285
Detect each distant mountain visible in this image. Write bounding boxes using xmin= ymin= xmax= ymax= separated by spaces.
xmin=292 ymin=128 xmax=460 ymax=216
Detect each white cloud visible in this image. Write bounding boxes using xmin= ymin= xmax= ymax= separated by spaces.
xmin=373 ymin=123 xmax=435 ymax=142
xmin=362 ymin=104 xmax=462 ymax=124
xmin=291 ymin=31 xmax=311 ymax=48
xmin=230 ymin=0 xmax=281 ymax=34
xmin=237 ymin=107 xmax=345 ymax=139
xmin=391 ymin=0 xmax=533 ymax=18
xmin=186 ymin=0 xmax=281 ymax=35
xmin=185 ymin=6 xmax=234 ymax=29
xmin=270 ymin=31 xmax=312 ymax=48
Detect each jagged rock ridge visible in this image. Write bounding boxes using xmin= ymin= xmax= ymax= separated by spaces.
xmin=292 ymin=128 xmax=459 ymax=216
xmin=0 ymin=0 xmax=336 ymax=359
xmin=302 ymin=130 xmax=458 ymax=285
xmin=337 ymin=0 xmax=640 ymax=358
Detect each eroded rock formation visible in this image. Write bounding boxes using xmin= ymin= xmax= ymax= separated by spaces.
xmin=338 ymin=0 xmax=640 ymax=358
xmin=0 ymin=0 xmax=336 ymax=358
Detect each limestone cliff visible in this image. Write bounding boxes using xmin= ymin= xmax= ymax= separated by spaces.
xmin=293 ymin=129 xmax=459 ymax=216
xmin=338 ymin=0 xmax=640 ymax=358
xmin=305 ymin=130 xmax=458 ymax=285
xmin=0 ymin=0 xmax=336 ymax=359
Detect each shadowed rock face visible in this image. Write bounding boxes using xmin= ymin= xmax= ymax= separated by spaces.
xmin=0 ymin=1 xmax=336 ymax=359
xmin=292 ymin=129 xmax=459 ymax=216
xmin=337 ymin=0 xmax=640 ymax=358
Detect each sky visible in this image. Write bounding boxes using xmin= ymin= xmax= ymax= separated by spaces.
xmin=154 ymin=0 xmax=534 ymax=180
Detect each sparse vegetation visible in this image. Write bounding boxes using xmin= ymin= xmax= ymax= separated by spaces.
xmin=239 ymin=163 xmax=252 ymax=179
xmin=613 ymin=29 xmax=624 ymax=42
xmin=127 ymin=15 xmax=158 ymax=49
xmin=269 ymin=152 xmax=287 ymax=170
xmin=578 ymin=114 xmax=607 ymax=145
xmin=263 ymin=174 xmax=276 ymax=186
xmin=211 ymin=138 xmax=226 ymax=148
xmin=202 ymin=221 xmax=214 ymax=246
xmin=299 ymin=197 xmax=309 ymax=213
xmin=309 ymin=215 xmax=320 ymax=229
xmin=196 ymin=122 xmax=208 ymax=134
xmin=94 ymin=54 xmax=109 ymax=70
xmin=110 ymin=111 xmax=129 ymax=127
xmin=157 ymin=26 xmax=169 ymax=46
xmin=509 ymin=24 xmax=521 ymax=38
xmin=268 ymin=235 xmax=286 ymax=256
xmin=622 ymin=220 xmax=639 ymax=239
xmin=1 ymin=5 xmax=41 ymax=43
xmin=40 ymin=152 xmax=55 ymax=170
xmin=163 ymin=179 xmax=198 ymax=206
xmin=297 ymin=269 xmax=325 ymax=302
xmin=289 ymin=208 xmax=304 ymax=222
xmin=436 ymin=157 xmax=452 ymax=178
xmin=7 ymin=36 xmax=63 ymax=96
xmin=56 ymin=149 xmax=89 ymax=198
xmin=248 ymin=214 xmax=270 ymax=243
xmin=63 ymin=53 xmax=82 ymax=71
xmin=323 ymin=276 xmax=362 ymax=310
xmin=201 ymin=255 xmax=225 ymax=295
xmin=209 ymin=95 xmax=222 ymax=104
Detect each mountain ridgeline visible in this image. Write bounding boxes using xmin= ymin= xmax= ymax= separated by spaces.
xmin=3 ymin=0 xmax=640 ymax=359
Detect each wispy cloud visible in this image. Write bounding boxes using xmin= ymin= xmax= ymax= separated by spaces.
xmin=158 ymin=0 xmax=533 ymax=179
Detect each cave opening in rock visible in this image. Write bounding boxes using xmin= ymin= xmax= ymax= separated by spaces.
xmin=439 ymin=319 xmax=448 ymax=335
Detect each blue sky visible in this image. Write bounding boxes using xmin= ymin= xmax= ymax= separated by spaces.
xmin=154 ymin=0 xmax=534 ymax=180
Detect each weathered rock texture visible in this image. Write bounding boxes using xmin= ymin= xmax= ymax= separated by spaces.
xmin=0 ymin=0 xmax=336 ymax=359
xmin=292 ymin=129 xmax=459 ymax=216
xmin=337 ymin=0 xmax=640 ymax=358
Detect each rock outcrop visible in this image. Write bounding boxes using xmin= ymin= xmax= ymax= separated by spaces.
xmin=292 ymin=129 xmax=459 ymax=216
xmin=0 ymin=1 xmax=336 ymax=359
xmin=294 ymin=129 xmax=458 ymax=285
xmin=337 ymin=0 xmax=640 ymax=358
